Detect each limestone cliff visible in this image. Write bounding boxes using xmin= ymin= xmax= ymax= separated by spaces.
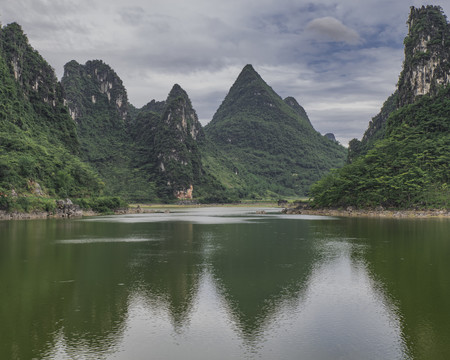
xmin=0 ymin=23 xmax=102 ymax=197
xmin=1 ymin=23 xmax=79 ymax=153
xmin=2 ymin=23 xmax=62 ymax=109
xmin=60 ymin=60 xmax=156 ymax=200
xmin=62 ymin=60 xmax=129 ymax=123
xmin=349 ymin=6 xmax=450 ymax=162
xmin=398 ymin=5 xmax=450 ymax=107
xmin=132 ymin=84 xmax=206 ymax=199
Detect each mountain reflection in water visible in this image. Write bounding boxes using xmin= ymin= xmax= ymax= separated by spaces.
xmin=1 ymin=208 xmax=449 ymax=359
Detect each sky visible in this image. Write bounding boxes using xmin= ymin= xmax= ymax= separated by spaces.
xmin=1 ymin=0 xmax=449 ymax=145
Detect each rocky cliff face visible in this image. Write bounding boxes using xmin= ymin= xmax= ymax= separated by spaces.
xmin=397 ymin=5 xmax=450 ymax=107
xmin=1 ymin=23 xmax=62 ymax=109
xmin=349 ymin=6 xmax=450 ymax=162
xmin=133 ymin=84 xmax=206 ymax=199
xmin=0 ymin=23 xmax=102 ymax=197
xmin=1 ymin=23 xmax=79 ymax=153
xmin=161 ymin=84 xmax=204 ymax=142
xmin=60 ymin=60 xmax=149 ymax=200
xmin=62 ymin=60 xmax=129 ymax=122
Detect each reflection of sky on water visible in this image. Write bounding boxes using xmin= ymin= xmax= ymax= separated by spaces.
xmin=81 ymin=207 xmax=274 ymax=224
xmin=1 ymin=210 xmax=413 ymax=359
xmin=82 ymin=212 xmax=406 ymax=359
xmin=257 ymin=240 xmax=408 ymax=360
xmin=80 ymin=207 xmax=336 ymax=225
xmin=55 ymin=237 xmax=160 ymax=244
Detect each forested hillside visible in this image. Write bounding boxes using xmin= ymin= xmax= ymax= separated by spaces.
xmin=1 ymin=22 xmax=348 ymax=207
xmin=205 ymin=65 xmax=347 ymax=197
xmin=0 ymin=23 xmax=102 ymax=208
xmin=61 ymin=59 xmax=159 ymax=201
xmin=129 ymin=84 xmax=242 ymax=202
xmin=61 ymin=58 xmax=243 ymax=202
xmin=312 ymin=6 xmax=450 ymax=209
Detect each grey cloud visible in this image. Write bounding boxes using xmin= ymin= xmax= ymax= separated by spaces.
xmin=306 ymin=17 xmax=362 ymax=44
xmin=119 ymin=7 xmax=146 ymax=26
xmin=3 ymin=0 xmax=446 ymax=146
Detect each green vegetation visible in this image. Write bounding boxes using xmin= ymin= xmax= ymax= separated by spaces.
xmin=5 ymin=6 xmax=447 ymax=213
xmin=61 ymin=60 xmax=158 ymax=202
xmin=347 ymin=93 xmax=397 ymax=162
xmin=204 ymin=65 xmax=347 ymax=198
xmin=130 ymin=84 xmax=242 ymax=203
xmin=312 ymin=5 xmax=450 ymax=210
xmin=135 ymin=84 xmax=206 ymax=199
xmin=311 ymin=85 xmax=450 ymax=209
xmin=73 ymin=196 xmax=128 ymax=214
xmin=0 ymin=194 xmax=128 ymax=214
xmin=0 ymin=195 xmax=57 ymax=213
xmin=0 ymin=23 xmax=103 ymax=204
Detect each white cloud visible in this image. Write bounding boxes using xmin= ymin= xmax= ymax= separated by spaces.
xmin=306 ymin=16 xmax=362 ymax=44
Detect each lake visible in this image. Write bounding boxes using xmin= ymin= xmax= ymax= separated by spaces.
xmin=1 ymin=207 xmax=449 ymax=359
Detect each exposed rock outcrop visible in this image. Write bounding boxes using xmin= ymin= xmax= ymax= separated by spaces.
xmin=175 ymin=185 xmax=194 ymax=200
xmin=134 ymin=84 xmax=206 ymax=199
xmin=349 ymin=6 xmax=450 ymax=163
xmin=397 ymin=6 xmax=450 ymax=107
xmin=62 ymin=60 xmax=129 ymax=122
xmin=55 ymin=198 xmax=82 ymax=217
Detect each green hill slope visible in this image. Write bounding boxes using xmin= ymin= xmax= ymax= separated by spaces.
xmin=61 ymin=60 xmax=158 ymax=201
xmin=0 ymin=23 xmax=102 ymax=202
xmin=130 ymin=84 xmax=244 ymax=202
xmin=204 ymin=64 xmax=347 ymax=197
xmin=311 ymin=6 xmax=450 ymax=209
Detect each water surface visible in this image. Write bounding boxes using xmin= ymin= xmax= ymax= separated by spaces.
xmin=1 ymin=207 xmax=449 ymax=359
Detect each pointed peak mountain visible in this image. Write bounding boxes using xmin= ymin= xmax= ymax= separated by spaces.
xmin=233 ymin=64 xmax=267 ymax=87
xmin=243 ymin=64 xmax=256 ymax=71
xmin=170 ymin=83 xmax=185 ymax=92
xmin=166 ymin=83 xmax=191 ymax=103
xmin=208 ymin=64 xmax=287 ymax=130
xmin=162 ymin=84 xmax=204 ymax=141
xmin=204 ymin=66 xmax=346 ymax=196
xmin=238 ymin=64 xmax=260 ymax=77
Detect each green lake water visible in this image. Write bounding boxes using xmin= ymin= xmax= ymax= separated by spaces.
xmin=1 ymin=207 xmax=449 ymax=359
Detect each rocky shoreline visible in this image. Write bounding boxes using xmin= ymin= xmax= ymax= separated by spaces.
xmin=0 ymin=199 xmax=84 ymax=220
xmin=282 ymin=206 xmax=450 ymax=218
xmin=0 ymin=203 xmax=174 ymax=221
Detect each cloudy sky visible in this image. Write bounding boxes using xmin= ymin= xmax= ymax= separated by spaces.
xmin=1 ymin=0 xmax=449 ymax=145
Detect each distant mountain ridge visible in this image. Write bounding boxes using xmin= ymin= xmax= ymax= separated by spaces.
xmin=1 ymin=22 xmax=347 ymax=203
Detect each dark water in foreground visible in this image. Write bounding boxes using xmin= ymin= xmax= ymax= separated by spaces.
xmin=1 ymin=207 xmax=449 ymax=359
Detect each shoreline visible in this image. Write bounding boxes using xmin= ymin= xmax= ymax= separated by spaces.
xmin=2 ymin=204 xmax=450 ymax=221
xmin=283 ymin=207 xmax=450 ymax=219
